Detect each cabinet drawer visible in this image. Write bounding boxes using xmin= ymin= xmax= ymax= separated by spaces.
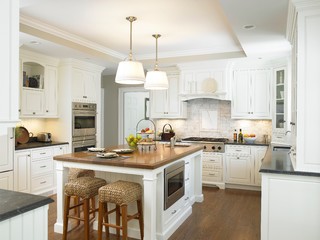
xmin=32 ymin=148 xmax=52 ymax=159
xmin=31 ymin=174 xmax=54 ymax=192
xmin=31 ymin=159 xmax=53 ymax=176
xmin=226 ymin=145 xmax=251 ymax=155
xmin=203 ymin=162 xmax=222 ymax=170
xmin=202 ymin=169 xmax=222 ymax=182
xmin=163 ymin=197 xmax=184 ymax=227
xmin=202 ymin=153 xmax=223 ymax=166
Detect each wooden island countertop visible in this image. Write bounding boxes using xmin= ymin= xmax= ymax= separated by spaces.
xmin=54 ymin=143 xmax=203 ymax=169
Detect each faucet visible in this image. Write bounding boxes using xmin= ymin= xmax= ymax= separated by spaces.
xmin=285 ymin=130 xmax=291 ymax=135
xmin=170 ymin=136 xmax=176 ymax=148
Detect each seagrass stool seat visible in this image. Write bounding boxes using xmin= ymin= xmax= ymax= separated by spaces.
xmin=63 ymin=176 xmax=107 ymax=240
xmin=67 ymin=168 xmax=96 ymax=226
xmin=97 ymin=180 xmax=144 ymax=240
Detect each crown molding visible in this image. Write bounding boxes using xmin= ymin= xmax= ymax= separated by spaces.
xmin=20 ymin=14 xmax=125 ymax=60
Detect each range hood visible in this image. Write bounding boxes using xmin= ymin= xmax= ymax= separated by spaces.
xmin=180 ymin=91 xmax=228 ymax=101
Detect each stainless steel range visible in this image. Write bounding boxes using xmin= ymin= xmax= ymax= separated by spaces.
xmin=181 ymin=137 xmax=229 ymax=153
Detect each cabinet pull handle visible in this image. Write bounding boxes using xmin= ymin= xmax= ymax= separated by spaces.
xmin=237 ymin=157 xmax=240 ymax=159
xmin=185 ymin=178 xmax=190 ymax=181
xmin=83 ymin=96 xmax=87 ymax=98
xmin=40 ymin=165 xmax=46 ymax=168
xmin=40 ymin=181 xmax=47 ymax=184
xmin=209 ymin=173 xmax=216 ymax=176
xmin=40 ymin=152 xmax=46 ymax=155
xmin=185 ymin=162 xmax=190 ymax=165
xmin=290 ymin=122 xmax=296 ymax=126
xmin=236 ymin=150 xmax=241 ymax=152
xmin=164 ymin=112 xmax=168 ymax=114
xmin=185 ymin=197 xmax=189 ymax=201
xmin=28 ymin=155 xmax=31 ymax=157
xmin=171 ymin=210 xmax=177 ymax=215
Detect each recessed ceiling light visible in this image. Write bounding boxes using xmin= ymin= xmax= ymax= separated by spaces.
xmin=30 ymin=40 xmax=41 ymax=45
xmin=243 ymin=25 xmax=256 ymax=30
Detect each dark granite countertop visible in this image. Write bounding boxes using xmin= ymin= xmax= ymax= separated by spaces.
xmin=226 ymin=141 xmax=269 ymax=147
xmin=15 ymin=140 xmax=69 ymax=151
xmin=260 ymin=145 xmax=320 ymax=177
xmin=0 ymin=189 xmax=54 ymax=222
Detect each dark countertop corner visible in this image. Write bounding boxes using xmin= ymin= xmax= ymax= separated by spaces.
xmin=260 ymin=145 xmax=320 ymax=177
xmin=0 ymin=189 xmax=54 ymax=222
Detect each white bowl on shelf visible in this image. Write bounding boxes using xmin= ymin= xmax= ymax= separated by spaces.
xmin=244 ymin=137 xmax=257 ymax=144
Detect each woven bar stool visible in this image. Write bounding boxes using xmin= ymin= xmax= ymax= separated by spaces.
xmin=63 ymin=176 xmax=107 ymax=240
xmin=68 ymin=168 xmax=96 ymax=226
xmin=97 ymin=180 xmax=144 ymax=240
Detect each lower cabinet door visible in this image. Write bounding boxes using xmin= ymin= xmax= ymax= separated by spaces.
xmin=225 ymin=155 xmax=251 ymax=184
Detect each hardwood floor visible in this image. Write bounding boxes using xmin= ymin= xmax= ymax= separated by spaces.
xmin=48 ymin=187 xmax=261 ymax=240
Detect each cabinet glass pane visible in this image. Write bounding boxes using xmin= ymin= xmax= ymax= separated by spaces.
xmin=23 ymin=62 xmax=44 ymax=89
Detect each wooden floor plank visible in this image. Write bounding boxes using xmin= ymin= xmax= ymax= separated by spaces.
xmin=48 ymin=187 xmax=261 ymax=240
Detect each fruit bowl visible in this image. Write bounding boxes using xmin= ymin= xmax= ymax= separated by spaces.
xmin=125 ymin=134 xmax=142 ymax=149
xmin=244 ymin=136 xmax=257 ymax=144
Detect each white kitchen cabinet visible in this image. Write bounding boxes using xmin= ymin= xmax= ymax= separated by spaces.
xmin=225 ymin=153 xmax=251 ymax=185
xmin=14 ymin=151 xmax=31 ymax=193
xmin=0 ymin=127 xmax=14 ymax=173
xmin=272 ymin=67 xmax=288 ymax=144
xmin=14 ymin=144 xmax=68 ymax=195
xmin=20 ymin=89 xmax=45 ymax=116
xmin=252 ymin=146 xmax=268 ymax=186
xmin=232 ymin=69 xmax=272 ymax=119
xmin=0 ymin=171 xmax=13 ymax=190
xmin=72 ymin=68 xmax=98 ymax=103
xmin=150 ymin=71 xmax=187 ymax=118
xmin=286 ymin=1 xmax=320 ymax=173
xmin=44 ymin=66 xmax=58 ymax=116
xmin=0 ymin=0 xmax=19 ymax=123
xmin=202 ymin=152 xmax=225 ymax=189
xmin=19 ymin=50 xmax=59 ymax=118
xmin=225 ymin=145 xmax=267 ymax=187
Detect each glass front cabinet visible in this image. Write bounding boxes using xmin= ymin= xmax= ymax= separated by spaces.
xmin=272 ymin=67 xmax=287 ymax=143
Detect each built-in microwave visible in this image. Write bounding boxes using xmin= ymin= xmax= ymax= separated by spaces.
xmin=164 ymin=161 xmax=185 ymax=210
xmin=72 ymin=102 xmax=96 ymax=137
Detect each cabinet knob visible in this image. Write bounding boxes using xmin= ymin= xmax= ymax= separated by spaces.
xmin=46 ymin=110 xmax=49 ymax=113
xmin=290 ymin=122 xmax=296 ymax=126
xmin=171 ymin=210 xmax=177 ymax=215
xmin=164 ymin=112 xmax=168 ymax=114
xmin=18 ymin=109 xmax=21 ymax=112
xmin=33 ymin=112 xmax=36 ymax=115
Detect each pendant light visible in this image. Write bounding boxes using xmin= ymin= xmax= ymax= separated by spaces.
xmin=115 ymin=16 xmax=145 ymax=84
xmin=144 ymin=34 xmax=169 ymax=90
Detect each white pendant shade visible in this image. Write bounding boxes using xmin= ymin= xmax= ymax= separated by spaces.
xmin=115 ymin=60 xmax=145 ymax=84
xmin=144 ymin=70 xmax=168 ymax=90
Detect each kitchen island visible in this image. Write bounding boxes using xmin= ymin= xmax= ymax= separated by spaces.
xmin=53 ymin=143 xmax=203 ymax=240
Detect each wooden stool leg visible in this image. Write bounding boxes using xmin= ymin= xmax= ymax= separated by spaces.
xmin=63 ymin=195 xmax=71 ymax=240
xmin=83 ymin=198 xmax=90 ymax=240
xmin=74 ymin=196 xmax=80 ymax=227
xmin=116 ymin=205 xmax=121 ymax=239
xmin=104 ymin=203 xmax=109 ymax=240
xmin=121 ymin=205 xmax=128 ymax=240
xmin=137 ymin=200 xmax=144 ymax=240
xmin=91 ymin=197 xmax=96 ymax=219
xmin=98 ymin=201 xmax=104 ymax=240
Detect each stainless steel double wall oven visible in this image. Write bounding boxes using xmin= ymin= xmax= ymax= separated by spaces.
xmin=72 ymin=102 xmax=97 ymax=152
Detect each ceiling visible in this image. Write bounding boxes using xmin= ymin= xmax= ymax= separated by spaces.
xmin=19 ymin=0 xmax=291 ymax=75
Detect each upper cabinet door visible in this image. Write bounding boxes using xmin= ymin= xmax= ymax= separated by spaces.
xmin=251 ymin=70 xmax=271 ymax=118
xmin=232 ymin=70 xmax=251 ymax=117
xmin=44 ymin=65 xmax=58 ymax=117
xmin=72 ymin=68 xmax=97 ymax=103
xmin=232 ymin=69 xmax=271 ymax=119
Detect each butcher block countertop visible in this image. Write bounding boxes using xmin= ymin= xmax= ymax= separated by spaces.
xmin=54 ymin=143 xmax=203 ymax=169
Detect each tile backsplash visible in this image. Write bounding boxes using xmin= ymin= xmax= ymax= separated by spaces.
xmin=155 ymin=98 xmax=272 ymax=142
